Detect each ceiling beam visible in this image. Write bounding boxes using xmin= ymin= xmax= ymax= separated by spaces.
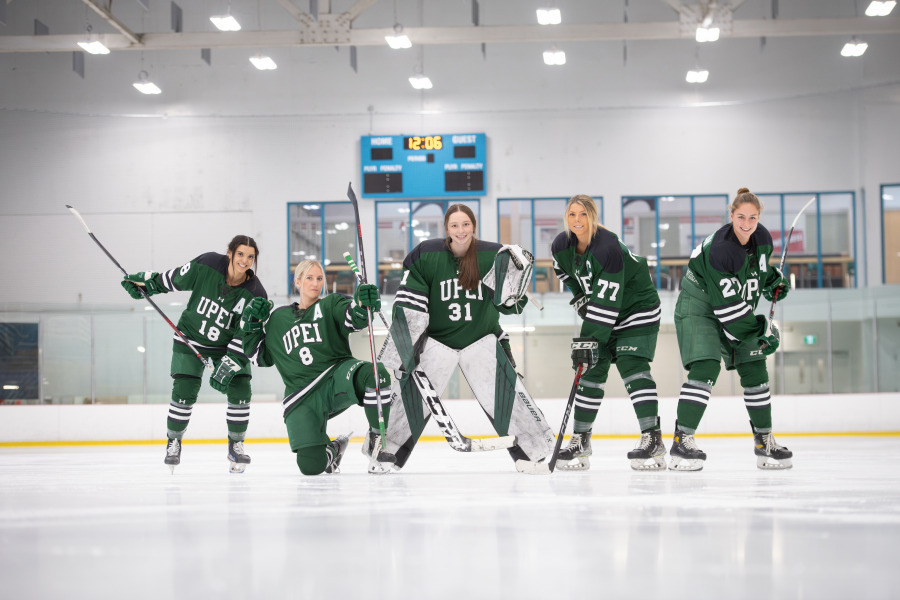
xmin=1 ymin=16 xmax=898 ymax=53
xmin=80 ymin=0 xmax=143 ymax=46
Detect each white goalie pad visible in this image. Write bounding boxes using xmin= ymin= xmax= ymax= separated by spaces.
xmin=378 ymin=306 xmax=430 ymax=373
xmin=458 ymin=335 xmax=555 ymax=461
xmin=482 ymin=244 xmax=534 ymax=308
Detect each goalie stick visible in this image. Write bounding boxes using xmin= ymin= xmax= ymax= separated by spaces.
xmin=765 ymin=196 xmax=816 ymax=336
xmin=343 ymin=252 xmax=515 ymax=453
xmin=346 ymin=183 xmax=387 ymax=448
xmin=66 ymin=204 xmax=213 ymax=372
xmin=515 ymin=362 xmax=585 ymax=475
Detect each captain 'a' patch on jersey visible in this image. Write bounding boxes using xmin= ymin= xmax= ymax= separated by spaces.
xmin=551 ymin=229 xmax=660 ymax=344
xmin=392 ymin=238 xmax=506 ymax=349
xmin=684 ymin=222 xmax=775 ymax=343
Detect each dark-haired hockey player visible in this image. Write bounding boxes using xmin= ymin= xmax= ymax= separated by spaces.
xmin=216 ymin=259 xmax=392 ymax=475
xmin=121 ymin=235 xmax=267 ymax=474
xmin=376 ymin=204 xmax=555 ymax=470
xmin=552 ymin=195 xmax=665 ymax=471
xmin=671 ymin=187 xmax=793 ymax=471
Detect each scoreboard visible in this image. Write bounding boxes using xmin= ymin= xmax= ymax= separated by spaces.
xmin=360 ymin=133 xmax=487 ymax=198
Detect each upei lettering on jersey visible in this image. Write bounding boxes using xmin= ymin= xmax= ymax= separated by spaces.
xmin=195 ymin=296 xmax=236 ymax=332
xmin=282 ymin=322 xmax=323 ymax=354
xmin=439 ymin=278 xmax=484 ymax=302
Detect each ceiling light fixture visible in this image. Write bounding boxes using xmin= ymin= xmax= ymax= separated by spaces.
xmin=385 ymin=25 xmax=412 ymax=49
xmin=77 ymin=40 xmax=110 ymax=54
xmin=865 ymin=1 xmax=896 ymax=16
xmin=543 ymin=48 xmax=566 ymax=65
xmin=686 ymin=69 xmax=709 ymax=83
xmin=695 ymin=26 xmax=720 ymax=42
xmin=536 ymin=8 xmax=562 ymax=25
xmin=210 ymin=15 xmax=241 ymax=31
xmin=249 ymin=55 xmax=277 ymax=70
xmin=840 ymin=41 xmax=868 ymax=57
xmin=133 ymin=70 xmax=161 ymax=94
xmin=408 ymin=73 xmax=433 ymax=89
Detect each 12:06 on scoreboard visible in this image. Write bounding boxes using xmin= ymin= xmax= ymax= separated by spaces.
xmin=360 ymin=133 xmax=487 ymax=198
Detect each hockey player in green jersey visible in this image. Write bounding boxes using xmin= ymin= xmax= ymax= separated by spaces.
xmin=220 ymin=259 xmax=392 ymax=475
xmin=552 ymin=195 xmax=666 ymax=471
xmin=120 ymin=235 xmax=268 ymax=473
xmin=377 ymin=204 xmax=555 ymax=470
xmin=670 ymin=187 xmax=792 ymax=471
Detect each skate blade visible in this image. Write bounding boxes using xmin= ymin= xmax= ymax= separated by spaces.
xmin=229 ymin=462 xmax=247 ymax=474
xmin=558 ymin=456 xmax=590 ymax=471
xmin=668 ymin=457 xmax=704 ymax=471
xmin=757 ymin=456 xmax=793 ymax=470
xmin=630 ymin=456 xmax=666 ymax=471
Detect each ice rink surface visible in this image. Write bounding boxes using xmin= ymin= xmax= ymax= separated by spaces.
xmin=1 ymin=435 xmax=899 ymax=600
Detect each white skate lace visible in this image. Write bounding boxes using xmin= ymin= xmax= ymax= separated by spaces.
xmin=370 ymin=435 xmax=382 ymax=458
xmin=682 ymin=433 xmax=699 ymax=451
xmin=636 ymin=432 xmax=652 ymax=450
xmin=231 ymin=441 xmax=245 ymax=456
xmin=569 ymin=433 xmax=584 ymax=451
xmin=167 ymin=439 xmax=180 ymax=456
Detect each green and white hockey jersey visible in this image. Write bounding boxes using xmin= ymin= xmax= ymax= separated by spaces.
xmin=681 ymin=222 xmax=781 ymax=344
xmin=552 ymin=228 xmax=661 ymax=346
xmin=240 ymin=294 xmax=368 ymax=417
xmin=150 ymin=252 xmax=267 ymax=360
xmin=393 ymin=239 xmax=522 ymax=350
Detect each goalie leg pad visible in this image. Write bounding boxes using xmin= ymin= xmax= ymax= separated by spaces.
xmin=458 ymin=335 xmax=555 ymax=462
xmin=379 ymin=306 xmax=429 ymax=373
xmin=381 ymin=338 xmax=460 ymax=464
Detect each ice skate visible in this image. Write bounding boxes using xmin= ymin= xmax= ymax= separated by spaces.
xmin=325 ymin=433 xmax=351 ymax=474
xmin=227 ymin=439 xmax=251 ymax=474
xmin=752 ymin=423 xmax=793 ymax=470
xmin=557 ymin=431 xmax=592 ymax=471
xmin=361 ymin=430 xmax=396 ymax=475
xmin=627 ymin=427 xmax=666 ymax=471
xmin=668 ymin=423 xmax=706 ymax=471
xmin=165 ymin=438 xmax=181 ymax=474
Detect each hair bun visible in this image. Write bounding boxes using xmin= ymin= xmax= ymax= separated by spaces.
xmin=737 ymin=187 xmax=750 ymax=195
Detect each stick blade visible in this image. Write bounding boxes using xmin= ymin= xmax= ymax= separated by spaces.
xmin=515 ymin=459 xmax=552 ymax=475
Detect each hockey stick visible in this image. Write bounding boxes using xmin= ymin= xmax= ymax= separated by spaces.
xmin=515 ymin=362 xmax=584 ymax=475
xmin=66 ymin=205 xmax=214 ymax=372
xmin=343 ymin=251 xmax=515 ymax=453
xmin=346 ymin=183 xmax=387 ymax=448
xmin=765 ymin=196 xmax=816 ymax=331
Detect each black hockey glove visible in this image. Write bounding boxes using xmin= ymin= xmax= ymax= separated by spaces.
xmin=571 ymin=337 xmax=599 ymax=371
xmin=121 ymin=272 xmax=163 ymax=299
xmin=241 ymin=297 xmax=272 ymax=333
xmin=757 ymin=321 xmax=780 ymax=356
xmin=210 ymin=355 xmax=241 ymax=393
xmin=570 ymin=293 xmax=589 ymax=320
xmin=762 ymin=267 xmax=790 ymax=302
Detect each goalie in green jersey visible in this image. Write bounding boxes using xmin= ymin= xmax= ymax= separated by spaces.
xmin=552 ymin=195 xmax=666 ymax=471
xmin=221 ymin=259 xmax=392 ymax=475
xmin=120 ymin=235 xmax=268 ymax=474
xmin=670 ymin=187 xmax=793 ymax=471
xmin=376 ymin=204 xmax=556 ymax=471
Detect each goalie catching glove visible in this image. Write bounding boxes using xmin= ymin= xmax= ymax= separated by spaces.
xmin=482 ymin=244 xmax=534 ymax=309
xmin=571 ymin=337 xmax=599 ymax=371
xmin=240 ymin=297 xmax=273 ymax=333
xmin=209 ymin=355 xmax=241 ymax=393
xmin=121 ymin=272 xmax=164 ymax=299
xmin=762 ymin=267 xmax=790 ymax=302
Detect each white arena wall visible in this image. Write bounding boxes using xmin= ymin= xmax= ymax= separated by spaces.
xmin=2 ymin=393 xmax=898 ymax=445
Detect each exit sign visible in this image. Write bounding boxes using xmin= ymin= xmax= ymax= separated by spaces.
xmin=803 ymin=335 xmax=817 ymax=345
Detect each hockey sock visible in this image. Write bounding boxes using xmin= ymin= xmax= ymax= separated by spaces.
xmin=572 ymin=379 xmax=604 ymax=433
xmin=296 ymin=445 xmax=328 ymax=476
xmin=226 ymin=375 xmax=252 ymax=441
xmin=737 ymin=361 xmax=772 ymax=430
xmin=354 ymin=366 xmax=393 ymax=432
xmin=618 ymin=357 xmax=658 ymax=432
xmin=168 ymin=376 xmax=201 ymax=439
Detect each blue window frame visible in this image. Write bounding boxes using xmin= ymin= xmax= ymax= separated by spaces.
xmin=286 ymin=201 xmax=355 ymax=296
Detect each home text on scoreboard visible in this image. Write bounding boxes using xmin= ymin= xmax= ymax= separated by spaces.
xmin=360 ymin=133 xmax=487 ymax=198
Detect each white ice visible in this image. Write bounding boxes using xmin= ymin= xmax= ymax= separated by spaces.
xmin=1 ymin=436 xmax=899 ymax=600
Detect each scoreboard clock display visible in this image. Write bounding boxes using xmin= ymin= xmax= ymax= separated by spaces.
xmin=360 ymin=133 xmax=486 ymax=198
